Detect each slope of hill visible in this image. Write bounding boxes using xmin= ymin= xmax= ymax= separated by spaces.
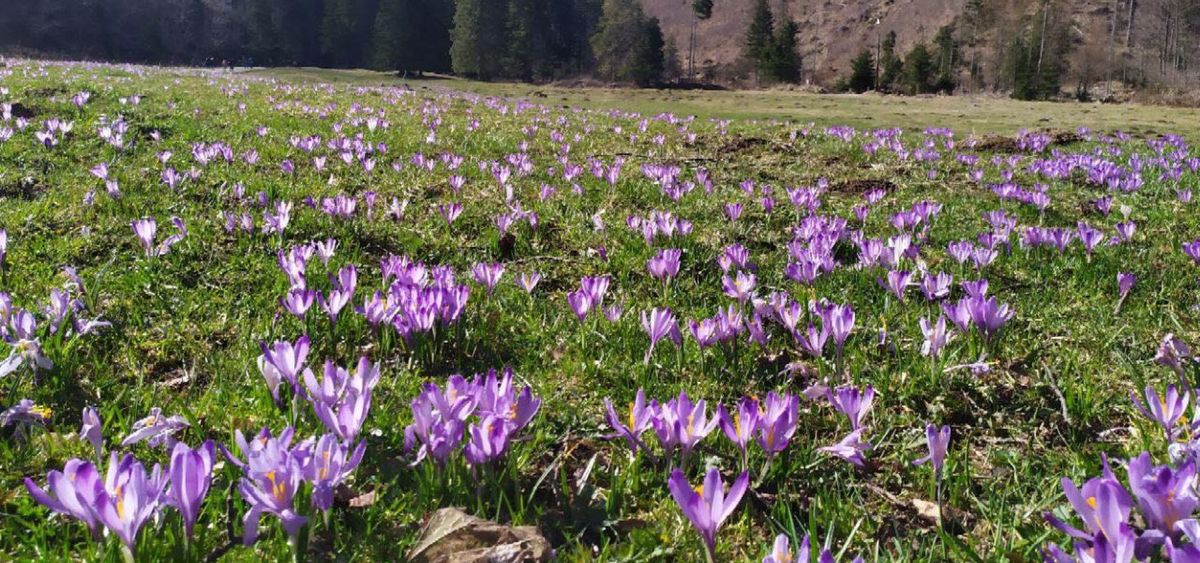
xmin=641 ymin=0 xmax=1149 ymax=89
xmin=642 ymin=0 xmax=965 ymax=85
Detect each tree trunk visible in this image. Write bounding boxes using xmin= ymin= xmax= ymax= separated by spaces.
xmin=1125 ymin=0 xmax=1136 ymax=46
xmin=1036 ymin=2 xmax=1049 ymax=90
xmin=1106 ymin=0 xmax=1117 ymax=97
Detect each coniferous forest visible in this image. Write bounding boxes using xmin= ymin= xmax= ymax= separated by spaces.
xmin=2 ymin=0 xmax=1200 ymax=100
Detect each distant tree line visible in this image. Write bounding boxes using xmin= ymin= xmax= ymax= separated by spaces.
xmin=840 ymin=0 xmax=1200 ymax=100
xmin=0 ymin=0 xmax=671 ymax=85
xmin=742 ymin=0 xmax=802 ymax=84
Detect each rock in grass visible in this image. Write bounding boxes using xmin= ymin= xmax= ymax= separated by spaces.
xmin=406 ymin=507 xmax=552 ymax=563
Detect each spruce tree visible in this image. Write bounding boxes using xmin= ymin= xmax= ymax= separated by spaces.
xmin=450 ymin=0 xmax=508 ymax=79
xmin=664 ymin=35 xmax=683 ymax=81
xmin=370 ymin=0 xmax=407 ymax=71
xmin=319 ymin=0 xmax=355 ymax=66
xmin=932 ymin=25 xmax=958 ymax=93
xmin=879 ymin=31 xmax=902 ymax=91
xmin=902 ymin=43 xmax=934 ymax=94
xmin=591 ymin=0 xmax=662 ymax=85
xmin=321 ymin=0 xmax=357 ymax=67
xmin=743 ymin=0 xmax=773 ymax=82
xmin=768 ymin=19 xmax=801 ymax=83
xmin=847 ymin=49 xmax=875 ymax=93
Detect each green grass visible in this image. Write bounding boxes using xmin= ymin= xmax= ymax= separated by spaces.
xmin=0 ymin=59 xmax=1198 ymax=562
xmin=250 ymin=67 xmax=1200 ymax=138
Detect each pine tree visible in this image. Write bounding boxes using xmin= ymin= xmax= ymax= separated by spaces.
xmin=743 ymin=0 xmax=774 ymax=82
xmin=631 ymin=17 xmax=666 ymax=86
xmin=663 ymin=35 xmax=683 ymax=81
xmin=450 ymin=0 xmax=508 ymax=79
xmin=591 ymin=0 xmax=662 ymax=85
xmin=768 ymin=19 xmax=801 ymax=83
xmin=321 ymin=0 xmax=356 ymax=66
xmin=1007 ymin=32 xmax=1035 ymax=100
xmin=847 ymin=49 xmax=875 ymax=93
xmin=879 ymin=31 xmax=903 ymax=91
xmin=371 ymin=0 xmax=407 ymax=71
xmin=507 ymin=0 xmax=541 ymax=80
xmin=902 ymin=43 xmax=934 ymax=94
xmin=932 ymin=25 xmax=958 ymax=93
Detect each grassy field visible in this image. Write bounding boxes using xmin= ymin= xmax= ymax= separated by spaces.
xmin=251 ymin=67 xmax=1200 ymax=138
xmin=1 ymin=59 xmax=1199 ymax=562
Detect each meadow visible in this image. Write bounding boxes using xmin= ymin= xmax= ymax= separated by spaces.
xmin=1 ymin=59 xmax=1199 ymax=562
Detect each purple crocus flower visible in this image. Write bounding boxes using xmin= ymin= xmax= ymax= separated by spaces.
xmin=961 ymin=278 xmax=989 ymax=298
xmin=1043 ymin=458 xmax=1132 ymax=544
xmin=1156 ymin=333 xmax=1194 ymax=378
xmin=318 ymin=287 xmax=353 ymax=324
xmin=667 ymin=467 xmax=749 ymax=562
xmin=1 ymin=399 xmax=51 ymax=433
xmin=439 ymin=203 xmax=463 ymax=225
xmin=304 ymin=434 xmax=365 ymax=511
xmin=131 ymin=218 xmax=156 ymax=256
xmin=238 ymin=446 xmax=307 ymax=545
xmin=797 ymin=323 xmax=828 ymax=358
xmin=717 ymin=397 xmax=760 ymax=461
xmin=919 ymin=315 xmax=953 ymax=358
xmin=581 ymin=275 xmax=610 ymax=308
xmin=653 ymin=391 xmax=718 ymax=463
xmin=920 ymin=271 xmax=953 ymax=301
xmin=306 ymin=357 xmax=380 ymax=442
xmin=24 ymin=458 xmax=104 ymax=539
xmin=259 ymin=335 xmax=311 ymax=403
xmin=721 ymin=271 xmax=756 ymax=302
xmin=464 ymin=415 xmax=512 ymax=466
xmin=167 ymin=440 xmax=215 ymax=539
xmin=820 ymin=429 xmax=871 ymax=467
xmin=647 ymin=248 xmax=682 ymax=282
xmin=1131 ymin=384 xmax=1189 ymax=440
xmin=282 ymin=289 xmax=316 ymax=318
xmin=913 ymin=424 xmax=951 ymax=477
xmin=1185 ymin=240 xmax=1200 ymax=266
xmin=404 ymin=385 xmax=468 ymax=467
xmin=471 ymin=262 xmax=505 ymax=295
xmin=1115 ymin=221 xmax=1136 ymax=243
xmin=763 ymin=534 xmax=811 ymax=563
xmin=121 ymin=407 xmax=189 ymax=449
xmin=878 ymin=270 xmax=912 ymax=301
xmin=755 ymin=392 xmax=799 ymax=456
xmin=604 ymin=389 xmax=656 ymax=453
xmin=818 ymin=302 xmax=855 ymax=360
xmin=1078 ymin=222 xmax=1105 ymax=258
xmin=1127 ymin=452 xmax=1198 ymax=537
xmin=641 ymin=307 xmax=681 ymax=364
xmin=828 ymin=385 xmax=874 ymax=430
xmin=471 ymin=367 xmax=540 ymax=433
xmin=81 ymin=406 xmax=103 ymax=460
xmin=0 ymin=312 xmax=53 ymax=379
xmin=567 ymin=290 xmax=592 ymax=322
xmin=95 ymin=452 xmax=168 ymax=556
xmin=966 ymin=295 xmax=1013 ymax=343
xmin=516 ymin=272 xmax=541 ymax=293
xmin=314 ymin=238 xmax=338 ymax=265
xmin=1117 ymin=272 xmax=1136 ymax=301
xmin=942 ymin=299 xmax=972 ymax=334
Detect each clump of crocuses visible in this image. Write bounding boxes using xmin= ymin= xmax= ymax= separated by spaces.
xmin=25 ymin=407 xmax=215 ymax=559
xmin=403 ymin=367 xmax=541 ymax=469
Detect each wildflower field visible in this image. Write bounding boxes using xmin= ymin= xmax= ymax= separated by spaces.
xmin=2 ymin=60 xmax=1200 ymax=562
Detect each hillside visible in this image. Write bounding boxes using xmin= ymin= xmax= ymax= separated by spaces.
xmin=643 ymin=0 xmax=963 ymax=84
xmin=641 ymin=0 xmax=1166 ymax=90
